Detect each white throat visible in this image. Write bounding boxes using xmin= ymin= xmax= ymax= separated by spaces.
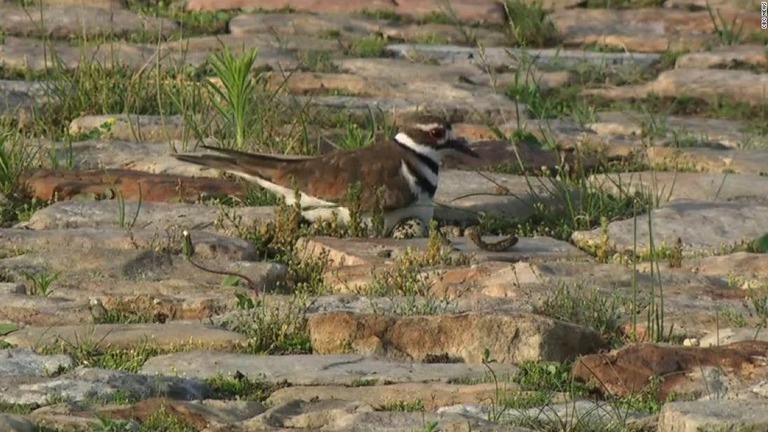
xmin=394 ymin=132 xmax=441 ymax=163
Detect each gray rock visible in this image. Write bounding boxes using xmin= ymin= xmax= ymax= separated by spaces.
xmin=0 ymin=6 xmax=178 ymax=39
xmin=658 ymin=400 xmax=768 ymax=432
xmin=0 ymin=227 xmax=258 ymax=261
xmin=588 ymin=172 xmax=768 ymax=204
xmin=0 ymin=367 xmax=209 ymax=406
xmin=141 ymin=352 xmax=519 ymax=386
xmin=21 ymin=200 xmax=275 ymax=235
xmin=699 ymin=328 xmax=768 ymax=347
xmin=571 ymin=200 xmax=768 ymax=257
xmin=0 ymin=414 xmax=36 ymax=432
xmin=440 ymin=400 xmax=650 ymax=428
xmin=3 ymin=322 xmax=248 ymax=350
xmin=386 ymin=44 xmax=660 ymax=69
xmin=245 ymin=399 xmax=514 ymax=431
xmin=68 ymin=114 xmax=188 ymax=143
xmin=435 ymin=170 xmax=560 ymax=224
xmin=0 ymin=348 xmax=73 ymax=377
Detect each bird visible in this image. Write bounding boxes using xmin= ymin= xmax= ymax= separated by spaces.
xmin=172 ymin=113 xmax=479 ymax=238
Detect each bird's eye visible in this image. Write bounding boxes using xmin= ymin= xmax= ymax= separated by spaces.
xmin=429 ymin=127 xmax=446 ymax=140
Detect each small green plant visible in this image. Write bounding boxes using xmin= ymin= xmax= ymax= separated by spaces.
xmin=139 ymin=403 xmax=195 ymax=432
xmin=206 ymin=47 xmax=260 ymax=150
xmin=533 ymin=282 xmax=624 ymax=343
xmin=342 ymin=35 xmax=389 ymax=58
xmin=376 ymin=399 xmax=425 ymax=412
xmin=297 ymin=50 xmax=339 ymax=73
xmin=706 ymin=2 xmax=744 ymax=46
xmin=206 ymin=373 xmax=287 ymax=402
xmin=223 ymin=292 xmax=312 ymax=355
xmin=503 ymin=0 xmax=559 ymax=47
xmin=22 ymin=269 xmax=61 ymax=297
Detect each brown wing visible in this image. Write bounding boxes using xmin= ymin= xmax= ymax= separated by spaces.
xmin=270 ymin=143 xmax=417 ymax=211
xmin=174 ymin=144 xmax=417 ymax=211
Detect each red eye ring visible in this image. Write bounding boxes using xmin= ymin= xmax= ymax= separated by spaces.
xmin=429 ymin=128 xmax=445 ymax=140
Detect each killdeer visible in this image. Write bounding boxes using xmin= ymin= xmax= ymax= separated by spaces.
xmin=173 ymin=113 xmax=479 ymax=237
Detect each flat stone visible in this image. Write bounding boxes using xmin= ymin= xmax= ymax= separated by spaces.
xmin=442 ymin=400 xmax=649 ymax=429
xmin=0 ymin=349 xmax=73 ymax=377
xmin=0 ymin=367 xmax=209 ymax=406
xmin=0 ymin=227 xmax=257 ymax=260
xmin=699 ymin=327 xmax=768 ymax=348
xmin=688 ymin=252 xmax=768 ymax=280
xmin=675 ymin=44 xmax=768 ymax=70
xmin=587 ymin=111 xmax=766 ymax=149
xmin=20 ymin=168 xmax=246 ymax=203
xmin=549 ymin=8 xmax=740 ymax=52
xmin=0 ymin=5 xmax=178 ymax=39
xmin=573 ymin=341 xmax=768 ymax=400
xmin=91 ymin=397 xmax=264 ymax=429
xmin=588 ymin=172 xmax=768 ymax=203
xmin=645 ymin=147 xmax=768 ymax=176
xmin=3 ymin=322 xmax=247 ymax=350
xmin=586 ymin=69 xmax=768 ymax=108
xmin=185 ymin=0 xmax=506 ymax=24
xmin=140 ymin=352 xmax=519 ymax=385
xmin=266 ymin=382 xmax=511 ymax=411
xmin=308 ymin=311 xmax=605 ymax=364
xmin=658 ymin=400 xmax=768 ymax=432
xmin=228 ymin=12 xmax=379 ymax=38
xmin=68 ymin=114 xmax=187 ymax=143
xmin=239 ymin=399 xmax=513 ymax=432
xmin=385 ymin=45 xmax=660 ymax=70
xmin=298 ymin=235 xmax=588 ymax=270
xmin=571 ymin=200 xmax=768 ymax=257
xmin=21 ymin=200 xmax=275 ymax=236
xmin=0 ymin=414 xmax=35 ymax=432
xmin=435 ymin=170 xmax=560 ymax=223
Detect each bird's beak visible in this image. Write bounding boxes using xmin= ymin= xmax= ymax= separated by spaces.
xmin=446 ymin=137 xmax=479 ymax=158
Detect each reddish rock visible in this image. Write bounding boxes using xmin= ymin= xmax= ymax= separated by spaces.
xmin=573 ymin=341 xmax=768 ymax=400
xmin=20 ymin=169 xmax=245 ymax=203
xmin=185 ymin=0 xmax=505 ymax=24
xmin=102 ymin=398 xmax=211 ymax=430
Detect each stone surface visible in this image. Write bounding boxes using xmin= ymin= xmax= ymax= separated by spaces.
xmin=185 ymin=0 xmax=506 ymax=24
xmin=571 ymin=200 xmax=768 ymax=257
xmin=68 ymin=114 xmax=187 ymax=143
xmin=20 ymin=200 xmax=275 ymax=235
xmin=0 ymin=367 xmax=209 ymax=406
xmin=308 ymin=311 xmax=605 ymax=363
xmin=588 ymin=172 xmax=768 ymax=203
xmin=141 ymin=352 xmax=519 ymax=385
xmin=0 ymin=349 xmax=73 ymax=377
xmin=658 ymin=400 xmax=768 ymax=432
xmin=3 ymin=322 xmax=247 ymax=350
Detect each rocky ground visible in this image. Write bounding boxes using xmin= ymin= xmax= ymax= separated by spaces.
xmin=0 ymin=0 xmax=767 ymax=431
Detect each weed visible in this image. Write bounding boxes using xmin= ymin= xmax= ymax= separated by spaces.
xmin=706 ymin=2 xmax=744 ymax=46
xmin=138 ymin=403 xmax=195 ymax=432
xmin=297 ymin=50 xmax=339 ymax=73
xmin=206 ymin=47 xmax=260 ymax=150
xmin=514 ymin=361 xmax=589 ymax=396
xmin=342 ymin=35 xmax=389 ymax=58
xmin=22 ymin=269 xmax=60 ymax=297
xmin=533 ymin=282 xmax=624 ymax=343
xmin=38 ymin=334 xmax=163 ymax=373
xmin=376 ymin=400 xmax=425 ymax=412
xmin=207 ymin=373 xmax=288 ymax=402
xmin=222 ymin=292 xmax=312 ymax=355
xmin=503 ymin=0 xmax=559 ymax=48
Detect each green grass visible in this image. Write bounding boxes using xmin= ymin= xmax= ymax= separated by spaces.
xmin=38 ymin=338 xmax=164 ymax=373
xmin=206 ymin=373 xmax=287 ymax=402
xmin=502 ymin=0 xmax=559 ymax=48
